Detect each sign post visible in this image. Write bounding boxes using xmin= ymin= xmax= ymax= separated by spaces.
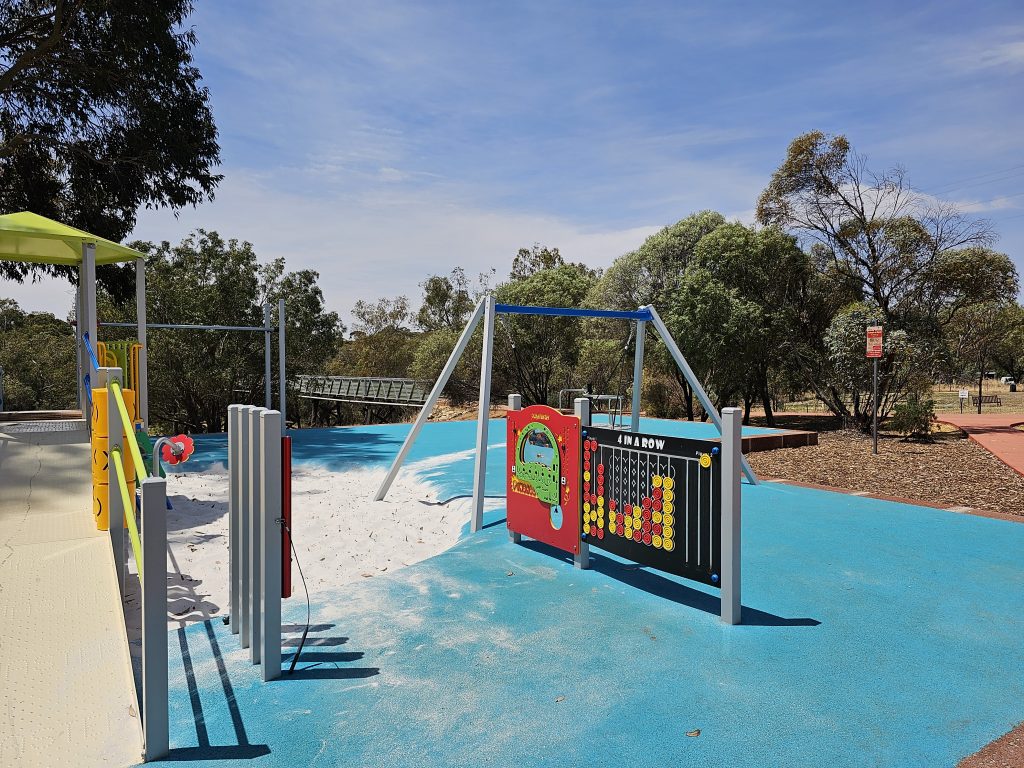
xmin=958 ymin=389 xmax=969 ymax=414
xmin=866 ymin=326 xmax=883 ymax=455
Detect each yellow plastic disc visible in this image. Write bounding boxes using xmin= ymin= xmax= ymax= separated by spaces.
xmin=663 ymin=489 xmax=674 ymax=503
xmin=663 ymin=477 xmax=674 ymax=491
xmin=584 ymin=502 xmax=591 ymax=513
xmin=652 ymin=475 xmax=663 ymax=488
xmin=662 ymin=525 xmax=674 ymax=540
xmin=597 ymin=496 xmax=604 ymax=507
xmin=583 ymin=471 xmax=591 ymax=482
xmin=652 ymin=534 xmax=663 ymax=548
xmin=652 ymin=511 xmax=663 ymax=524
xmin=663 ymin=513 xmax=674 ymax=527
xmin=664 ymin=538 xmax=675 ymax=552
xmin=609 ymin=522 xmax=616 ymax=534
xmin=663 ymin=501 xmax=674 ymax=515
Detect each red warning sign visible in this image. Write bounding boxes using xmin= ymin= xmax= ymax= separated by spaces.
xmin=866 ymin=326 xmax=883 ymax=358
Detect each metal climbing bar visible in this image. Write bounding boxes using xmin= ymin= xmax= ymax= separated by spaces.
xmin=82 ymin=332 xmax=101 ymax=372
xmin=495 ymin=304 xmax=654 ymax=321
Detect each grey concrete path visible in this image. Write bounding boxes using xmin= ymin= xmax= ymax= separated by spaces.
xmin=0 ymin=421 xmax=142 ymax=767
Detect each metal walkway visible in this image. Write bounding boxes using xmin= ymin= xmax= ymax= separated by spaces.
xmin=296 ymin=375 xmax=432 ymax=407
xmin=0 ymin=421 xmax=142 ymax=767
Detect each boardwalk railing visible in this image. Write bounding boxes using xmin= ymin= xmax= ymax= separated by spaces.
xmin=296 ymin=375 xmax=431 ymax=407
xmin=99 ymin=365 xmax=168 ymax=762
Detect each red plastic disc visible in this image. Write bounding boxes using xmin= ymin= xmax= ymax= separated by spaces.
xmin=642 ymin=497 xmax=652 ymax=510
xmin=653 ymin=523 xmax=663 ymax=536
xmin=642 ymin=532 xmax=652 ymax=545
xmin=652 ymin=500 xmax=663 ymax=512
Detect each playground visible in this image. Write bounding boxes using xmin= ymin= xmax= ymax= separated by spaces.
xmin=1 ymin=217 xmax=1023 ymax=767
xmin=156 ymin=417 xmax=1024 ymax=768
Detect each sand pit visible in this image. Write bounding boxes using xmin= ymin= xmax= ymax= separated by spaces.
xmin=123 ymin=450 xmax=504 ymax=635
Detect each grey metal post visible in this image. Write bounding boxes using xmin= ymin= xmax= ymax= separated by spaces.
xmin=646 ymin=305 xmax=758 ymax=485
xmin=239 ymin=406 xmax=252 ymax=648
xmin=75 ymin=284 xmax=84 ymax=412
xmin=574 ymin=397 xmax=591 ymax=570
xmin=103 ymin=366 xmax=126 ymax=599
xmin=136 ymin=257 xmax=149 ymax=428
xmin=82 ymin=244 xmax=98 ymax=435
xmin=260 ymin=410 xmax=282 ymax=680
xmin=507 ymin=394 xmax=522 ymax=544
xmin=872 ymin=359 xmax=879 ymax=455
xmin=249 ymin=407 xmax=263 ymax=664
xmin=470 ymin=295 xmax=496 ymax=533
xmin=278 ymin=298 xmax=287 ymax=434
xmin=264 ymin=304 xmax=273 ymax=410
xmin=141 ymin=476 xmax=169 ymax=760
xmin=82 ymin=242 xmax=98 ymax=355
xmin=375 ymin=298 xmax=486 ymax=500
xmin=721 ymin=407 xmax=742 ymax=625
xmin=228 ymin=405 xmax=241 ymax=634
xmin=631 ymin=320 xmax=645 ymax=432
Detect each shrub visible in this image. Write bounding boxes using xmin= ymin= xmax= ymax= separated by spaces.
xmin=889 ymin=395 xmax=935 ymax=441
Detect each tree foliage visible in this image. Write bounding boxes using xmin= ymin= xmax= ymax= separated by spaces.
xmin=99 ymin=231 xmax=341 ymax=432
xmin=756 ymin=131 xmax=1018 ymax=426
xmin=0 ymin=0 xmax=221 ymax=288
xmin=494 ymin=260 xmax=599 ymax=405
xmin=0 ymin=298 xmax=77 ymax=410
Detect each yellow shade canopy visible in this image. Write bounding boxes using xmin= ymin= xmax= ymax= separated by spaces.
xmin=0 ymin=211 xmax=145 ymax=266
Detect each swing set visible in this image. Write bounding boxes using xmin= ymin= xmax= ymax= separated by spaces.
xmin=374 ymin=297 xmax=759 ymax=532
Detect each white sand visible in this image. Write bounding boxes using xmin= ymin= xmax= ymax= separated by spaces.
xmin=148 ymin=450 xmax=504 ymax=630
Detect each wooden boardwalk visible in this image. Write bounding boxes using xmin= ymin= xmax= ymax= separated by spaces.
xmin=0 ymin=421 xmax=142 ymax=767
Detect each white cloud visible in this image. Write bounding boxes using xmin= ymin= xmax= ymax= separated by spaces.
xmin=128 ymin=172 xmax=660 ymax=323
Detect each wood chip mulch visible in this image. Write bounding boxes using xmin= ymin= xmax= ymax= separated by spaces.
xmin=747 ymin=428 xmax=1024 ymax=517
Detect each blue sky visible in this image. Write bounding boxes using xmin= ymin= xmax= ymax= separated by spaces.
xmin=6 ymin=0 xmax=1023 ymax=317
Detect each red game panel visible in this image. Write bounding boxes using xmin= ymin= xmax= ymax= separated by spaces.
xmin=506 ymin=404 xmax=581 ymax=555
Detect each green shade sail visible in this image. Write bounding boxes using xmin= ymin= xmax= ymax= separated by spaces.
xmin=0 ymin=211 xmax=145 ymax=266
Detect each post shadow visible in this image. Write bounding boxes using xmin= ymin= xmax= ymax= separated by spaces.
xmin=517 ymin=540 xmax=821 ymax=628
xmin=284 ymin=665 xmax=381 ymax=681
xmin=163 ymin=623 xmax=271 ymax=762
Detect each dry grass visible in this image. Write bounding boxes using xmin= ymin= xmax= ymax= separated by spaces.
xmin=780 ymin=381 xmax=1024 ymax=415
xmin=746 ymin=423 xmax=1024 ymax=516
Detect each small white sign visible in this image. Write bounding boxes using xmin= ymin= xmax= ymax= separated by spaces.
xmin=959 ymin=390 xmax=969 ymax=400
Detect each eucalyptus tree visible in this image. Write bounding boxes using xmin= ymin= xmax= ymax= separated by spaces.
xmin=0 ymin=0 xmax=220 ymax=295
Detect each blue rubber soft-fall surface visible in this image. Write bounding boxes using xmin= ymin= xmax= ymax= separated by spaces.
xmin=152 ymin=419 xmax=1024 ymax=767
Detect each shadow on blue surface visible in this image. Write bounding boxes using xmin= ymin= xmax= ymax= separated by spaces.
xmin=285 ymin=650 xmax=365 ymax=663
xmin=283 ymin=665 xmax=381 ymax=681
xmin=165 ymin=622 xmax=270 ymax=763
xmin=281 ymin=635 xmax=348 ymax=646
xmin=517 ymin=538 xmax=822 ymax=627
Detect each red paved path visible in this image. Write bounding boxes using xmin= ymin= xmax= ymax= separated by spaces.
xmin=936 ymin=412 xmax=1024 ymax=477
